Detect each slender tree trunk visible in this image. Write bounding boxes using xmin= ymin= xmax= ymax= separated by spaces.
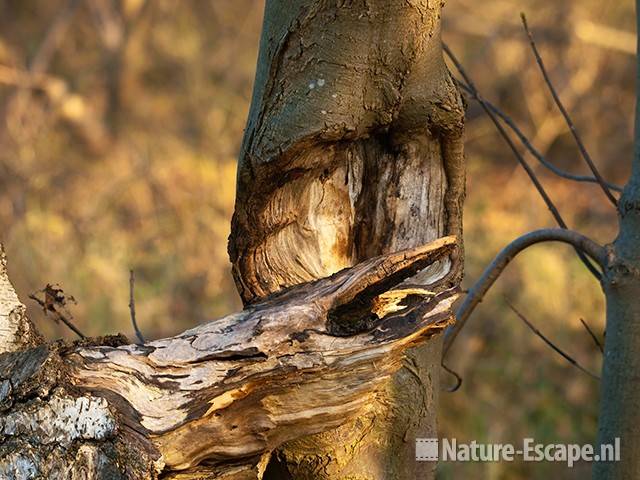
xmin=229 ymin=1 xmax=465 ymax=478
xmin=593 ymin=3 xmax=640 ymax=477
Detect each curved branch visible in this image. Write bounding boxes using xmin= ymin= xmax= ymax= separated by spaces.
xmin=443 ymin=229 xmax=606 ymax=356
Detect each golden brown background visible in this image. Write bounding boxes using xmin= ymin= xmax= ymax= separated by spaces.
xmin=0 ymin=1 xmax=634 ymax=478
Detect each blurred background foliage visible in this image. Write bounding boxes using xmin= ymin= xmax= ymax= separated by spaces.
xmin=0 ymin=1 xmax=635 ymax=478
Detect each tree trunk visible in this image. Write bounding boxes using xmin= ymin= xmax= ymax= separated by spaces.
xmin=229 ymin=1 xmax=464 ymax=478
xmin=0 ymin=2 xmax=465 ymax=479
xmin=593 ymin=2 xmax=640 ymax=477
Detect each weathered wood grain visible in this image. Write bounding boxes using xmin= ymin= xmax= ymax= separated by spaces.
xmin=0 ymin=237 xmax=458 ymax=479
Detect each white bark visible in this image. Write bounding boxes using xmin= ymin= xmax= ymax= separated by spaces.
xmin=0 ymin=245 xmax=42 ymax=354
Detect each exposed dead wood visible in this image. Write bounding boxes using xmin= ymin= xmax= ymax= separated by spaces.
xmin=228 ymin=2 xmax=465 ymax=476
xmin=0 ymin=237 xmax=458 ymax=479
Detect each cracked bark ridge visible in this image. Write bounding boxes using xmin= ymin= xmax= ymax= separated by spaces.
xmin=0 ymin=237 xmax=459 ymax=479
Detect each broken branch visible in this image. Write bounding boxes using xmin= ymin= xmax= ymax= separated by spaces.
xmin=1 ymin=237 xmax=460 ymax=477
xmin=28 ymin=284 xmax=85 ymax=339
xmin=128 ymin=269 xmax=144 ymax=344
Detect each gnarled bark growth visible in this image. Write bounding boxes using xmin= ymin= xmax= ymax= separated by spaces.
xmin=229 ymin=1 xmax=464 ymax=477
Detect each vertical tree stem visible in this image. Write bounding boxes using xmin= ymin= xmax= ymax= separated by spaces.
xmin=593 ymin=2 xmax=640 ymax=477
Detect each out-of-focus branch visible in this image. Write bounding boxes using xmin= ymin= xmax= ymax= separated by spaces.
xmin=521 ymin=13 xmax=619 ymax=206
xmin=580 ymin=317 xmax=604 ymax=354
xmin=28 ymin=0 xmax=83 ymax=75
xmin=506 ymin=300 xmax=600 ymax=380
xmin=447 ymin=12 xmax=636 ymax=56
xmin=88 ymin=0 xmax=151 ymax=132
xmin=1 ymin=0 xmax=110 ymax=153
xmin=443 ymin=229 xmax=606 ymax=356
xmin=443 ymin=43 xmax=603 ymax=280
xmin=0 ymin=65 xmax=60 ymax=89
xmin=574 ymin=20 xmax=636 ymax=57
xmin=454 ymin=79 xmax=623 ymax=193
xmin=3 ymin=0 xmax=81 ymax=108
xmin=0 ymin=63 xmax=110 ymax=153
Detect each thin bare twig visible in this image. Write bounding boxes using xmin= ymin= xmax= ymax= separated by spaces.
xmin=521 ymin=13 xmax=619 ymax=206
xmin=580 ymin=318 xmax=604 ymax=353
xmin=454 ymin=79 xmax=623 ymax=193
xmin=443 ymin=229 xmax=606 ymax=356
xmin=441 ymin=361 xmax=463 ymax=393
xmin=29 ymin=284 xmax=85 ymax=339
xmin=443 ymin=43 xmax=602 ymax=280
xmin=129 ymin=270 xmax=145 ymax=344
xmin=506 ymin=299 xmax=599 ymax=380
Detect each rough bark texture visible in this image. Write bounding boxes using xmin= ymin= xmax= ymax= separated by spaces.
xmin=593 ymin=4 xmax=640 ymax=476
xmin=0 ymin=2 xmax=466 ymax=478
xmin=229 ymin=1 xmax=465 ymax=478
xmin=0 ymin=239 xmax=459 ymax=479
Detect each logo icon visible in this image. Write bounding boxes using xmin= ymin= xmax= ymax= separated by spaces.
xmin=416 ymin=438 xmax=439 ymax=461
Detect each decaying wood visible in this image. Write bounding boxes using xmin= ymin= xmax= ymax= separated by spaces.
xmin=0 ymin=238 xmax=458 ymax=479
xmin=229 ymin=1 xmax=465 ymax=306
xmin=228 ymin=1 xmax=465 ymax=477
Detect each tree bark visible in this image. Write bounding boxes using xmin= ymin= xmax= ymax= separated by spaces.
xmin=593 ymin=2 xmax=640 ymax=477
xmin=0 ymin=245 xmax=43 ymax=354
xmin=0 ymin=2 xmax=465 ymax=479
xmin=0 ymin=239 xmax=458 ymax=479
xmin=229 ymin=1 xmax=464 ymax=478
